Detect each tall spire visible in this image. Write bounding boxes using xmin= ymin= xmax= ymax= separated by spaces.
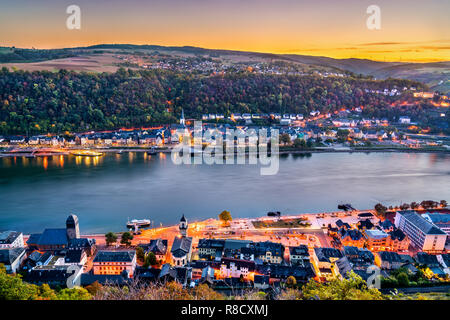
xmin=180 ymin=108 xmax=185 ymax=126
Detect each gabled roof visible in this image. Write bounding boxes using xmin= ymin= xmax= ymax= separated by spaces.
xmin=252 ymin=241 xmax=285 ymax=257
xmin=146 ymin=239 xmax=168 ymax=255
xmin=340 ymin=229 xmax=364 ymax=241
xmin=289 ymin=245 xmax=309 ymax=256
xmin=68 ymin=238 xmax=96 ymax=249
xmin=171 ymin=237 xmax=192 ymax=258
xmin=197 ymin=239 xmax=225 ymax=250
xmin=0 ymin=231 xmax=22 ymax=245
xmin=415 ymin=252 xmax=440 ymax=267
xmin=25 ymin=266 xmax=72 ymax=284
xmin=93 ymin=250 xmax=135 ymax=263
xmin=0 ymin=247 xmax=25 ymax=265
xmin=64 ymin=250 xmax=85 ymax=264
xmin=378 ymin=251 xmax=402 ymax=263
xmin=397 ymin=210 xmax=446 ymax=235
xmin=36 ymin=228 xmax=68 ymax=246
xmin=380 ymin=219 xmax=394 ymax=230
xmin=389 ymin=229 xmax=407 ymax=241
xmin=314 ymin=247 xmax=343 ymax=262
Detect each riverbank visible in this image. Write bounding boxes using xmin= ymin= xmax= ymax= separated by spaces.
xmin=1 ymin=145 xmax=448 ymax=158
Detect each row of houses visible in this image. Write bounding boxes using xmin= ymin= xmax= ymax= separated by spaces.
xmin=329 ymin=217 xmax=410 ymax=252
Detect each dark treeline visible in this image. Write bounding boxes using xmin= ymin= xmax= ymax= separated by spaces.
xmin=0 ymin=48 xmax=78 ymax=63
xmin=0 ymin=67 xmax=429 ymax=135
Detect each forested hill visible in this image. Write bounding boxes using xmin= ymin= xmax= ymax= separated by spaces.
xmin=0 ymin=67 xmax=428 ymax=134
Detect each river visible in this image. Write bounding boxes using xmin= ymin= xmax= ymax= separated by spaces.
xmin=0 ymin=152 xmax=449 ymax=234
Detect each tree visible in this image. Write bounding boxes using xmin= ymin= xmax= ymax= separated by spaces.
xmin=396 ymin=272 xmax=410 ymax=287
xmin=293 ymin=138 xmax=306 ymax=149
xmin=56 ymin=287 xmax=92 ymax=300
xmin=286 ymin=276 xmax=297 ymax=288
xmin=136 ymin=247 xmax=145 ymax=262
xmin=280 ymin=133 xmax=291 ymax=146
xmin=219 ymin=210 xmax=232 ymax=226
xmin=336 ymin=129 xmax=350 ymax=143
xmin=144 ymin=252 xmax=157 ymax=268
xmin=85 ymin=281 xmax=103 ymax=296
xmin=302 ymin=271 xmax=384 ymax=300
xmin=120 ymin=232 xmax=133 ymax=246
xmin=0 ymin=264 xmax=39 ymax=300
xmin=192 ymin=283 xmax=224 ymax=300
xmin=105 ymin=232 xmax=118 ymax=246
xmin=374 ymin=203 xmax=388 ymax=217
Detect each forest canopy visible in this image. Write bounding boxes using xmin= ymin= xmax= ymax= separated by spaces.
xmin=0 ymin=67 xmax=428 ymax=135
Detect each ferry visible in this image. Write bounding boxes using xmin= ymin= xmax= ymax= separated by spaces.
xmin=126 ymin=218 xmax=151 ymax=229
xmin=70 ymin=150 xmax=103 ymax=157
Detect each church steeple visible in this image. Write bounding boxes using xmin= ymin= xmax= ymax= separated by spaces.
xmin=180 ymin=109 xmax=185 ymax=126
xmin=179 ymin=214 xmax=188 ymax=237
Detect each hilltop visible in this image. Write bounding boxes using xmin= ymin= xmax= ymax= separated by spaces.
xmin=0 ymin=44 xmax=448 ymax=92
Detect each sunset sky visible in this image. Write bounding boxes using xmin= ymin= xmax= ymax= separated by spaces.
xmin=0 ymin=0 xmax=449 ymax=62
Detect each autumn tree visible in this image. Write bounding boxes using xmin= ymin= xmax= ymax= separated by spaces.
xmin=219 ymin=210 xmax=232 ymax=226
xmin=302 ymin=271 xmax=384 ymax=300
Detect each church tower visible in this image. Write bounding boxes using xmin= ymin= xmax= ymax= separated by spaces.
xmin=180 ymin=109 xmax=185 ymax=126
xmin=179 ymin=214 xmax=188 ymax=237
xmin=66 ymin=214 xmax=80 ymax=240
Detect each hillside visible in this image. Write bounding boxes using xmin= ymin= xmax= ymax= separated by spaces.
xmin=0 ymin=67 xmax=429 ymax=134
xmin=0 ymin=44 xmax=448 ymax=92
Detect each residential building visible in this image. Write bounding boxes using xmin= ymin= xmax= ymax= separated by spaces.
xmin=218 ymin=257 xmax=255 ymax=280
xmin=312 ymin=247 xmax=343 ymax=281
xmin=68 ymin=238 xmax=96 ymax=256
xmin=375 ymin=251 xmax=403 ymax=270
xmin=0 ymin=247 xmax=26 ymax=273
xmin=0 ymin=231 xmax=24 ymax=249
xmin=140 ymin=239 xmax=168 ymax=263
xmin=422 ymin=213 xmax=450 ymax=238
xmin=64 ymin=249 xmax=87 ymax=266
xmin=92 ymin=250 xmax=137 ymax=278
xmin=394 ymin=210 xmax=447 ymax=252
xmin=339 ymin=228 xmax=365 ymax=247
xmin=197 ymin=239 xmax=225 ymax=259
xmin=251 ymin=241 xmax=285 ymax=264
xmin=364 ymin=229 xmax=389 ymax=251
xmin=289 ymin=245 xmax=310 ymax=267
xmin=25 ymin=265 xmax=83 ymax=287
xmin=388 ymin=229 xmax=409 ymax=251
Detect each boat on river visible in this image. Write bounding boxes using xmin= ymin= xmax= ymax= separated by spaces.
xmin=126 ymin=218 xmax=151 ymax=229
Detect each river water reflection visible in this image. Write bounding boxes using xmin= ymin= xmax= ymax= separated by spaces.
xmin=0 ymin=152 xmax=448 ymax=233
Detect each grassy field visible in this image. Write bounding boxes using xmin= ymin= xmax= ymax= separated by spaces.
xmin=0 ymin=52 xmax=122 ymax=73
xmin=252 ymin=218 xmax=311 ymax=229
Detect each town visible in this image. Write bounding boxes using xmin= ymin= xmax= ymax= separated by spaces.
xmin=1 ymin=200 xmax=449 ymax=298
xmin=1 ymin=94 xmax=449 ymax=156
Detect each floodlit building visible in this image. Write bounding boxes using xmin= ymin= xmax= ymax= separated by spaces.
xmin=0 ymin=231 xmax=24 ymax=249
xmin=92 ymin=250 xmax=137 ymax=278
xmin=394 ymin=211 xmax=447 ymax=252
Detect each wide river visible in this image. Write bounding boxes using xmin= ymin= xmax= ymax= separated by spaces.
xmin=0 ymin=152 xmax=449 ymax=234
